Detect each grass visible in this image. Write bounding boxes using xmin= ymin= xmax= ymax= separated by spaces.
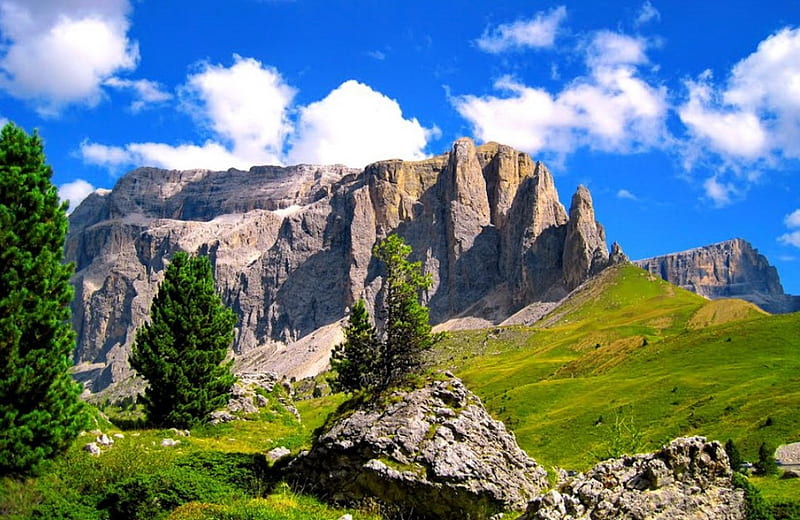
xmin=432 ymin=264 xmax=800 ymax=504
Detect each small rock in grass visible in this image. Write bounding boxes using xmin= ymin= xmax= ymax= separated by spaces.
xmin=267 ymin=446 xmax=291 ymax=461
xmin=161 ymin=438 xmax=180 ymax=447
xmin=83 ymin=442 xmax=101 ymax=456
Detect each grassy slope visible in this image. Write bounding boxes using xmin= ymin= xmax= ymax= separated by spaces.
xmin=435 ymin=264 xmax=800 ymax=477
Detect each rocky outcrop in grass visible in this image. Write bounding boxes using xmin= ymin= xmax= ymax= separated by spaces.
xmin=520 ymin=436 xmax=745 ymax=520
xmin=288 ymin=373 xmax=548 ymax=519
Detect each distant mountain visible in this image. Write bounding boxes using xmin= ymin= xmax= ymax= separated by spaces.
xmin=634 ymin=238 xmax=800 ymax=314
xmin=67 ymin=138 xmax=619 ymax=397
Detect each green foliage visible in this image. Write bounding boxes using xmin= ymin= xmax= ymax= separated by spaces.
xmin=373 ymin=234 xmax=443 ymax=388
xmin=330 ymin=299 xmax=380 ymax=393
xmin=733 ymin=472 xmax=776 ymax=520
xmin=175 ymin=451 xmax=270 ymax=496
xmin=131 ymin=252 xmax=237 ymax=428
xmin=0 ymin=122 xmax=88 ymax=476
xmin=727 ymin=439 xmax=744 ymax=472
xmin=331 ymin=234 xmax=442 ymax=392
xmin=101 ymin=465 xmax=241 ymax=520
xmin=757 ymin=442 xmax=779 ymax=476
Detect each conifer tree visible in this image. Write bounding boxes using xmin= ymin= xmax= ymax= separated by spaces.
xmin=330 ymin=299 xmax=380 ymax=393
xmin=0 ymin=122 xmax=88 ymax=476
xmin=373 ymin=234 xmax=442 ymax=388
xmin=130 ymin=252 xmax=237 ymax=428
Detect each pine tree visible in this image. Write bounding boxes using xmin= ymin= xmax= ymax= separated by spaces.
xmin=330 ymin=299 xmax=380 ymax=393
xmin=756 ymin=442 xmax=778 ymax=476
xmin=373 ymin=234 xmax=442 ymax=388
xmin=130 ymin=252 xmax=237 ymax=428
xmin=0 ymin=122 xmax=88 ymax=476
xmin=725 ymin=439 xmax=743 ymax=472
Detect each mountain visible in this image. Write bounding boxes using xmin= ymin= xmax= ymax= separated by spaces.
xmin=67 ymin=138 xmax=616 ymax=397
xmin=634 ymin=238 xmax=800 ymax=314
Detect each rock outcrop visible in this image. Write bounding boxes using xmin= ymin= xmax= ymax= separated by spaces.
xmin=288 ymin=374 xmax=548 ymax=519
xmin=520 ymin=437 xmax=745 ymax=520
xmin=67 ymin=139 xmax=616 ymax=396
xmin=635 ymin=239 xmax=800 ymax=314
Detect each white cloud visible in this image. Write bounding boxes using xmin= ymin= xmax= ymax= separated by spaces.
xmin=104 ymin=77 xmax=172 ymax=112
xmin=635 ymin=1 xmax=660 ymax=27
xmin=679 ymin=73 xmax=768 ymax=160
xmin=679 ymin=27 xmax=800 ymax=164
xmin=366 ymin=50 xmax=386 ymax=60
xmin=83 ymin=56 xmax=296 ymax=171
xmin=617 ymin=189 xmax=638 ymax=200
xmin=287 ymin=80 xmax=436 ymax=167
xmin=454 ymin=32 xmax=667 ymax=157
xmin=779 ymin=230 xmax=800 ymax=247
xmin=58 ymin=178 xmax=95 ymax=213
xmin=83 ymin=60 xmax=437 ymax=171
xmin=0 ymin=0 xmax=138 ymax=114
xmin=586 ymin=32 xmax=647 ymax=68
xmin=476 ymin=6 xmax=567 ymax=53
xmin=703 ymin=175 xmax=736 ymax=207
xmin=785 ymin=209 xmax=800 ymax=228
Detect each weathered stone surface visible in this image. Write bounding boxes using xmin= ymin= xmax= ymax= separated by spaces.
xmin=562 ymin=186 xmax=609 ymax=291
xmin=67 ymin=139 xmax=616 ymax=397
xmin=288 ymin=374 xmax=548 ymax=519
xmin=635 ymin=239 xmax=800 ymax=314
xmin=519 ymin=437 xmax=745 ymax=520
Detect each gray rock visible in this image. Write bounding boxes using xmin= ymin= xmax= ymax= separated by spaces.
xmin=160 ymin=438 xmax=179 ymax=447
xmin=519 ymin=437 xmax=745 ymax=520
xmin=635 ymin=238 xmax=800 ymax=314
xmin=83 ymin=442 xmax=101 ymax=456
xmin=288 ymin=374 xmax=547 ymax=519
xmin=267 ymin=446 xmax=291 ymax=461
xmin=95 ymin=434 xmax=113 ymax=446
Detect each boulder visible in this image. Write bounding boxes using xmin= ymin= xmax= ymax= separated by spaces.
xmin=519 ymin=437 xmax=745 ymax=520
xmin=288 ymin=374 xmax=547 ymax=519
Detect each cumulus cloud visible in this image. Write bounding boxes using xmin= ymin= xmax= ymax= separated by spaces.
xmin=104 ymin=77 xmax=172 ymax=112
xmin=287 ymin=80 xmax=437 ymax=167
xmin=454 ymin=32 xmax=667 ymax=157
xmin=780 ymin=209 xmax=800 ymax=247
xmin=82 ymin=59 xmax=437 ymax=171
xmin=0 ymin=0 xmax=139 ymax=114
xmin=679 ymin=27 xmax=800 ymax=164
xmin=58 ymin=178 xmax=95 ymax=213
xmin=476 ymin=6 xmax=567 ymax=53
xmin=785 ymin=209 xmax=800 ymax=228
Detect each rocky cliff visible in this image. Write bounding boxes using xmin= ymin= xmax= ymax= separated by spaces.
xmin=634 ymin=239 xmax=800 ymax=314
xmin=67 ymin=138 xmax=613 ymax=396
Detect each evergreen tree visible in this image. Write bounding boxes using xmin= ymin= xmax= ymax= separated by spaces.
xmin=330 ymin=299 xmax=380 ymax=393
xmin=0 ymin=122 xmax=88 ymax=476
xmin=756 ymin=442 xmax=778 ymax=476
xmin=725 ymin=439 xmax=743 ymax=472
xmin=373 ymin=234 xmax=442 ymax=388
xmin=130 ymin=252 xmax=237 ymax=428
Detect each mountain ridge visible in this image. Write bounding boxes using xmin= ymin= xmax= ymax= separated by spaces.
xmin=67 ymin=138 xmax=614 ymax=397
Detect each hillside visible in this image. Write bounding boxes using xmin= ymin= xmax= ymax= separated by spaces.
xmin=434 ymin=264 xmax=800 ymax=472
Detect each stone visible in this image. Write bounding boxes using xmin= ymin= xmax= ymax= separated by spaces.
xmin=113 ymin=433 xmax=125 ymax=439
xmin=95 ymin=434 xmax=113 ymax=446
xmin=288 ymin=374 xmax=547 ymax=519
xmin=267 ymin=446 xmax=291 ymax=461
xmin=67 ymin=139 xmax=621 ymax=398
xmin=337 ymin=515 xmax=353 ymax=520
xmin=83 ymin=442 xmax=101 ymax=456
xmin=635 ymin=239 xmax=800 ymax=314
xmin=519 ymin=437 xmax=745 ymax=520
xmin=160 ymin=438 xmax=179 ymax=447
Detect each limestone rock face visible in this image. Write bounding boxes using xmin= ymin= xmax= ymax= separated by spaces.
xmin=67 ymin=138 xmax=615 ymax=396
xmin=288 ymin=374 xmax=548 ymax=519
xmin=562 ymin=186 xmax=609 ymax=291
xmin=520 ymin=437 xmax=745 ymax=520
xmin=635 ymin=239 xmax=800 ymax=314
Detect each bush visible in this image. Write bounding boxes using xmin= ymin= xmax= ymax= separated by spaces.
xmin=732 ymin=472 xmax=775 ymax=520
xmin=100 ymin=466 xmax=240 ymax=520
xmin=174 ymin=452 xmax=271 ymax=496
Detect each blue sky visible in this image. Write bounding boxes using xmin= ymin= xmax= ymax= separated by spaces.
xmin=1 ymin=1 xmax=799 ymax=292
